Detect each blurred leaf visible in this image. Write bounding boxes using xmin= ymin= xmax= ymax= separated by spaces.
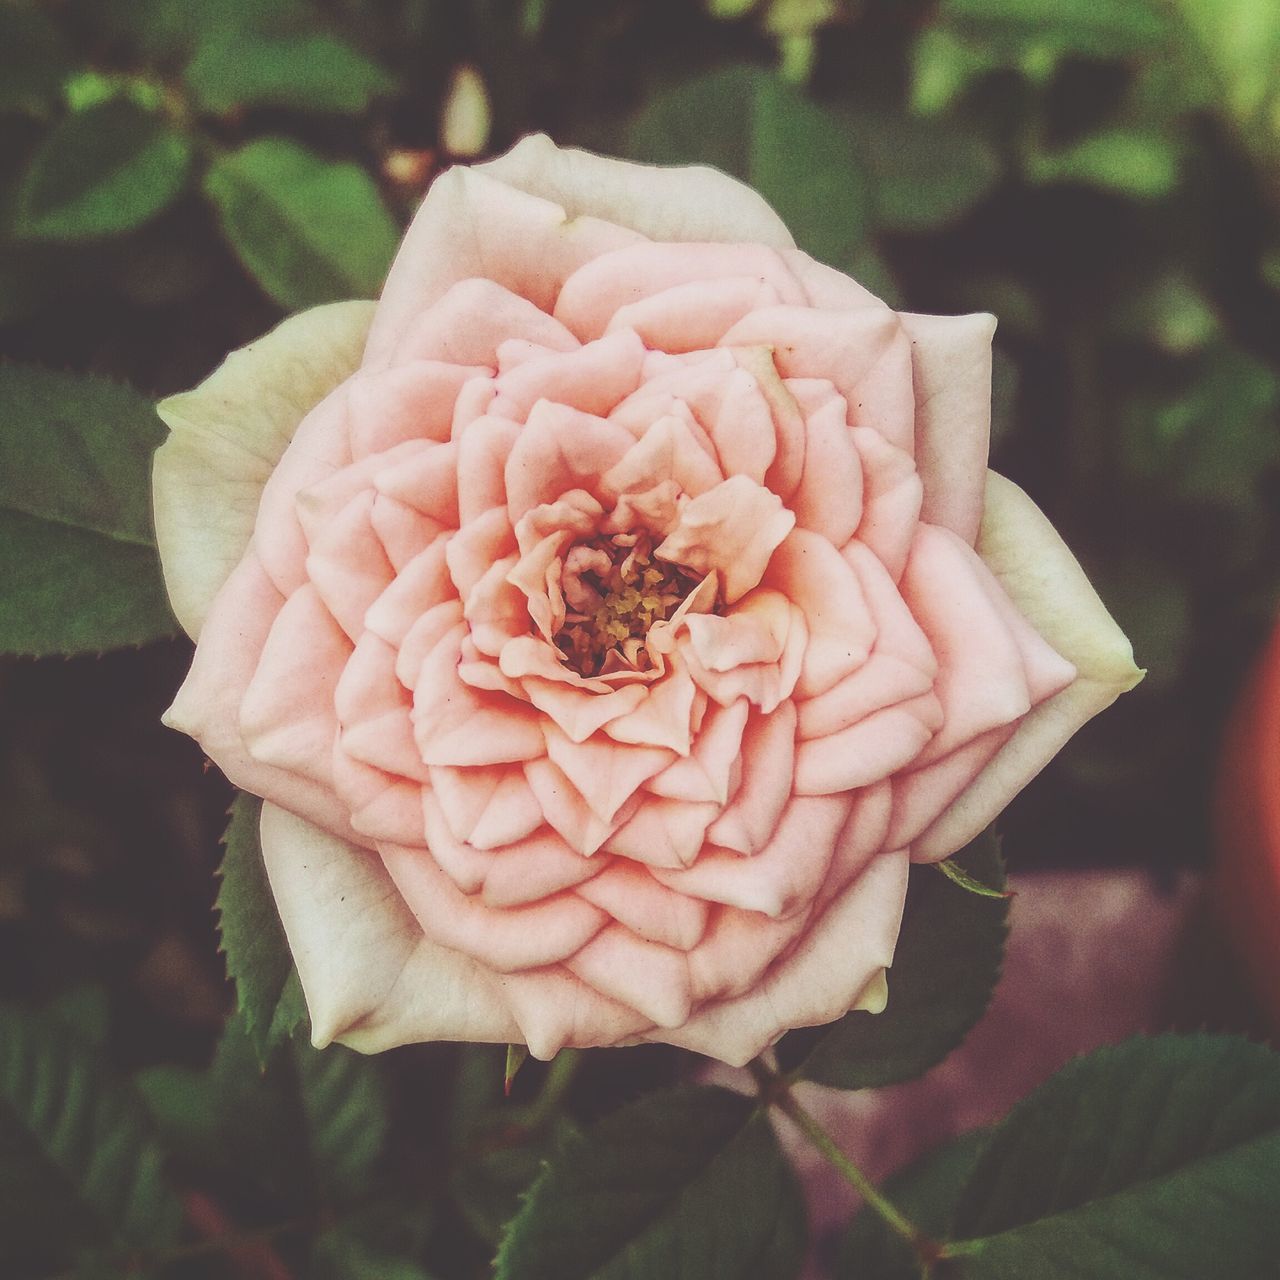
xmin=14 ymin=101 xmax=193 ymax=241
xmin=185 ymin=32 xmax=396 ymax=116
xmin=63 ymin=70 xmax=167 ymax=115
xmin=0 ymin=1002 xmax=182 ymax=1274
xmin=837 ymin=1130 xmax=988 ymax=1280
xmin=909 ymin=26 xmax=1000 ymax=116
xmin=1123 ymin=343 xmax=1280 ymax=504
xmin=0 ymin=363 xmax=177 ymax=655
xmin=494 ymin=1086 xmax=805 ymax=1280
xmin=1027 ymin=128 xmax=1181 ymax=200
xmin=842 ymin=107 xmax=1001 ymax=231
xmin=204 ymin=138 xmax=399 ymax=309
xmin=1110 ymin=273 xmax=1218 ymax=354
xmin=216 ymin=793 xmax=306 ymax=1063
xmin=312 ymin=1207 xmax=436 ymax=1280
xmin=0 ymin=4 xmax=73 ymax=118
xmin=628 ymin=66 xmax=871 ymax=264
xmin=140 ymin=1010 xmax=388 ymax=1209
xmin=942 ymin=0 xmax=1170 ymax=57
xmin=944 ymin=1035 xmax=1280 ymax=1277
xmin=780 ymin=831 xmax=1007 ymax=1090
xmin=1091 ymin=558 xmax=1191 ymax=693
xmin=453 ymin=1117 xmax=582 ymax=1246
xmin=78 ymin=0 xmax=313 ymax=59
xmin=294 ymin=1034 xmax=390 ymax=1203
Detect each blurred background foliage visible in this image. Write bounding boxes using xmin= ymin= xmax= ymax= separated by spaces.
xmin=1 ymin=0 xmax=1279 ymax=1275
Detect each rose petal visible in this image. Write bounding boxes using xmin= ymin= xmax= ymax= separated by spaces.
xmin=566 ymin=925 xmax=693 ymax=1027
xmin=705 ymin=700 xmax=798 ymax=854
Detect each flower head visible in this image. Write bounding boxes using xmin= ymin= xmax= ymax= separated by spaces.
xmin=155 ymin=135 xmax=1141 ymax=1065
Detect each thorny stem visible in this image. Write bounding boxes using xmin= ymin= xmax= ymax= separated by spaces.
xmin=748 ymin=1059 xmax=945 ymax=1275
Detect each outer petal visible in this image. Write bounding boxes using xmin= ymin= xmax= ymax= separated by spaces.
xmin=259 ymin=803 xmax=520 ymax=1052
xmin=900 ymin=311 xmax=996 ymax=547
xmin=154 ymin=302 xmax=374 ymax=638
xmin=912 ymin=473 xmax=1144 ymax=859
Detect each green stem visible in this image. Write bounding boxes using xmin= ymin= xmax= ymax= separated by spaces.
xmin=525 ymin=1047 xmax=582 ymax=1128
xmin=749 ymin=1060 xmax=943 ymax=1273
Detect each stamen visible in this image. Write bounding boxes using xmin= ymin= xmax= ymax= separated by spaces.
xmin=554 ymin=531 xmax=708 ymax=677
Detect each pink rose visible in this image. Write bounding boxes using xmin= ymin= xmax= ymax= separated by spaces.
xmin=154 ymin=135 xmax=1141 ymax=1066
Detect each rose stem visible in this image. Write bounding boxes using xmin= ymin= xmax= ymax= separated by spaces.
xmin=747 ymin=1058 xmax=943 ymax=1272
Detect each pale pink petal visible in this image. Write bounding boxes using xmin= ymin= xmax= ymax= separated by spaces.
xmin=555 ymin=242 xmax=805 ymax=341
xmin=683 ymin=589 xmax=791 ymax=672
xmin=522 ymin=676 xmax=648 ymax=743
xmin=646 ymin=696 xmax=749 ymax=804
xmin=657 ymin=793 xmax=847 ymax=918
xmin=495 ymin=329 xmax=647 ymax=420
xmin=576 ymin=861 xmax=711 ymax=950
xmin=239 ymin=584 xmax=348 ymax=786
xmin=817 ymin=782 xmax=894 ymax=907
xmin=445 ymin=507 xmax=516 ymax=602
xmin=413 ymin=624 xmax=544 ymax=766
xmin=764 ymin=528 xmax=875 ymax=698
xmin=455 ymin=416 xmax=522 ymax=525
xmin=566 ymin=926 xmax=693 ymax=1027
xmin=784 ymin=249 xmax=890 ymax=312
xmin=901 ymin=524 xmax=1037 ymax=765
xmin=603 ymin=796 xmax=720 ymax=869
xmin=334 ymin=631 xmax=428 ymax=780
xmin=304 ymin=489 xmax=394 ymax=641
xmin=498 ymin=965 xmax=651 ymax=1060
xmin=602 ymin=662 xmax=700 ymax=754
xmin=258 ymin=803 xmax=520 ymax=1053
xmin=606 ymin=277 xmax=783 ymax=353
xmin=852 ymin=427 xmax=922 ymax=582
xmin=161 ymin=555 xmax=356 ymax=839
xmin=700 ymin=366 xmax=779 ymax=485
xmin=900 ymin=311 xmax=996 ymax=546
xmin=524 ymin=757 xmax=627 ymax=856
xmin=654 ymin=851 xmax=909 ymax=1066
xmin=348 ymin=360 xmax=485 ymax=457
xmin=380 ymin=839 xmax=607 ymax=971
xmin=656 ymin=475 xmax=795 ymax=605
xmin=681 ymin=603 xmax=807 ymax=714
xmin=544 ymin=724 xmax=674 ymax=823
xmin=686 ymin=905 xmax=812 ymax=1005
xmin=364 ymin=159 xmax=642 ymax=367
xmin=504 ymin=400 xmax=636 ymax=524
xmin=793 ymin=693 xmax=942 ymax=795
xmin=721 ymin=305 xmax=915 ymax=455
xmin=369 ymin=494 xmax=444 ymax=571
xmin=396 ymin=600 xmax=464 ymax=691
xmin=421 ymin=791 xmax=597 ymax=904
xmin=428 ymin=765 xmax=543 ymax=848
xmin=912 ymin=473 xmax=1142 ymax=860
xmin=393 ymin=277 xmax=578 ymax=367
xmin=732 ymin=346 xmax=807 ymax=503
xmin=364 ymin=538 xmax=453 ymax=648
xmin=464 ymin=554 xmax=526 ymax=657
xmin=705 ymin=700 xmax=797 ymax=854
xmin=788 ymin=386 xmax=863 ymax=546
xmin=601 ymin=413 xmax=723 ymax=501
xmin=373 ymin=440 xmax=460 ymax=528
xmin=330 ymin=750 xmax=427 ymax=846
xmin=450 ymin=376 xmax=500 ymax=438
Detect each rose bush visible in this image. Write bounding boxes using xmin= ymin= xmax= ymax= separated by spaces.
xmin=154 ymin=135 xmax=1141 ymax=1066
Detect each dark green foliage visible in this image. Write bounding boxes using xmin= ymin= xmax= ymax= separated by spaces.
xmin=0 ymin=363 xmax=177 ymax=654
xmin=781 ymin=832 xmax=1008 ymax=1090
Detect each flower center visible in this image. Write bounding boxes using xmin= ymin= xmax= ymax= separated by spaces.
xmin=554 ymin=531 xmax=706 ymax=678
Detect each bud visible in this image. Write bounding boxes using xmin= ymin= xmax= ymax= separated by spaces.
xmin=441 ymin=64 xmax=492 ymax=159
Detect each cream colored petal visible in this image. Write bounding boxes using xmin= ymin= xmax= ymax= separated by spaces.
xmin=258 ymin=802 xmax=519 ymax=1053
xmin=913 ymin=472 xmax=1144 ymax=860
xmin=900 ymin=311 xmax=996 ymax=547
xmin=153 ymin=301 xmax=374 ymax=639
xmin=478 ymin=133 xmax=795 ymax=252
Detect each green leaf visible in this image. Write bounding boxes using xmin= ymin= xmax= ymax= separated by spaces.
xmin=782 ymin=831 xmax=1008 ymax=1090
xmin=838 ymin=1130 xmax=988 ymax=1280
xmin=941 ymin=0 xmax=1170 ymax=57
xmin=204 ymin=138 xmax=399 ymax=309
xmin=76 ymin=0 xmax=314 ymax=59
xmin=935 ymin=858 xmax=1010 ymax=899
xmin=943 ymin=1035 xmax=1280 ymax=1278
xmin=312 ymin=1207 xmax=436 ymax=1280
xmin=841 ymin=108 xmax=1001 ymax=232
xmin=0 ymin=1003 xmax=182 ymax=1274
xmin=14 ymin=101 xmax=193 ymax=240
xmin=1027 ymin=128 xmax=1182 ymax=200
xmin=0 ymin=362 xmax=178 ymax=655
xmin=293 ymin=1035 xmax=390 ymax=1203
xmin=216 ymin=793 xmax=306 ymax=1062
xmin=0 ymin=4 xmax=74 ymax=118
xmin=185 ymin=32 xmax=396 ymax=116
xmin=627 ymin=66 xmax=871 ymax=265
xmin=140 ymin=1010 xmax=388 ymax=1209
xmin=494 ymin=1085 xmax=805 ymax=1280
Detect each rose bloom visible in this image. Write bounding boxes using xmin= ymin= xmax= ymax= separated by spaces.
xmin=155 ymin=136 xmax=1141 ymax=1066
